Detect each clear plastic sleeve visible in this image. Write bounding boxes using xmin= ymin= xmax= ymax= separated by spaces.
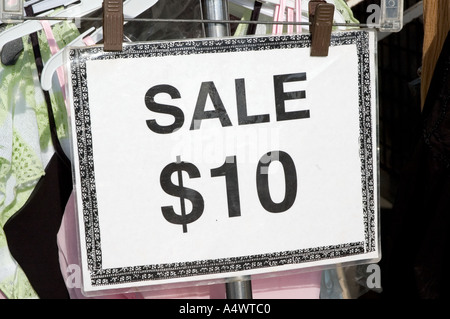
xmin=64 ymin=29 xmax=381 ymax=298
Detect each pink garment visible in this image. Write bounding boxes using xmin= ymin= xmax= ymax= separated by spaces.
xmin=39 ymin=20 xmax=68 ymax=110
xmin=57 ymin=192 xmax=321 ymax=299
xmin=0 ymin=290 xmax=6 ymax=299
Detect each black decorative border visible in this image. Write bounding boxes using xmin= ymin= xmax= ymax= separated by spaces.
xmin=89 ymin=243 xmax=365 ymax=287
xmin=69 ymin=32 xmax=376 ymax=287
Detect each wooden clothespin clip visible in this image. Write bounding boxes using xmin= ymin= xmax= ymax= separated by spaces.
xmin=103 ymin=0 xmax=124 ymax=52
xmin=309 ymin=0 xmax=334 ymax=57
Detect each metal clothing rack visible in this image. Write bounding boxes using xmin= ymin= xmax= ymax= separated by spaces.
xmin=1 ymin=1 xmax=403 ymax=30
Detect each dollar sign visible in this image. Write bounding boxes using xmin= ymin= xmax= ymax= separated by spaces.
xmin=160 ymin=157 xmax=204 ymax=233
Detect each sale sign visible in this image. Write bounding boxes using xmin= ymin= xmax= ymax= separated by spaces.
xmin=67 ymin=31 xmax=379 ymax=294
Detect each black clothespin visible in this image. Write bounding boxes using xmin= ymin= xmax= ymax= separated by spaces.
xmin=309 ymin=0 xmax=334 ymax=57
xmin=103 ymin=0 xmax=124 ymax=52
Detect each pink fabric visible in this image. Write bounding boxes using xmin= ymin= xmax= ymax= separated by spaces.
xmin=82 ymin=35 xmax=96 ymax=46
xmin=0 ymin=290 xmax=6 ymax=299
xmin=296 ymin=0 xmax=302 ymax=33
xmin=39 ymin=20 xmax=68 ymax=110
xmin=252 ymin=271 xmax=321 ymax=299
xmin=57 ymin=191 xmax=321 ymax=299
xmin=273 ymin=0 xmax=303 ymax=35
xmin=272 ymin=0 xmax=286 ymax=35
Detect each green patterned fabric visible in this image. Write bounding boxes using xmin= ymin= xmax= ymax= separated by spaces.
xmin=0 ymin=26 xmax=42 ymax=300
xmin=334 ymin=0 xmax=359 ymax=24
xmin=0 ymin=19 xmax=80 ymax=299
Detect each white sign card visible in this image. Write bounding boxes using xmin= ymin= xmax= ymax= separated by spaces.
xmin=67 ymin=31 xmax=379 ymax=294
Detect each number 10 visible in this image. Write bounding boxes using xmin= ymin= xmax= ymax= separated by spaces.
xmin=211 ymin=151 xmax=297 ymax=217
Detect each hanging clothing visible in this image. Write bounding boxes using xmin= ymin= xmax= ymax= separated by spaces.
xmin=3 ymin=13 xmax=79 ymax=298
xmin=0 ymin=18 xmax=80 ymax=299
xmin=0 ymin=24 xmax=46 ymax=300
xmin=383 ymin=31 xmax=450 ymax=299
xmin=232 ymin=0 xmax=359 ymax=36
